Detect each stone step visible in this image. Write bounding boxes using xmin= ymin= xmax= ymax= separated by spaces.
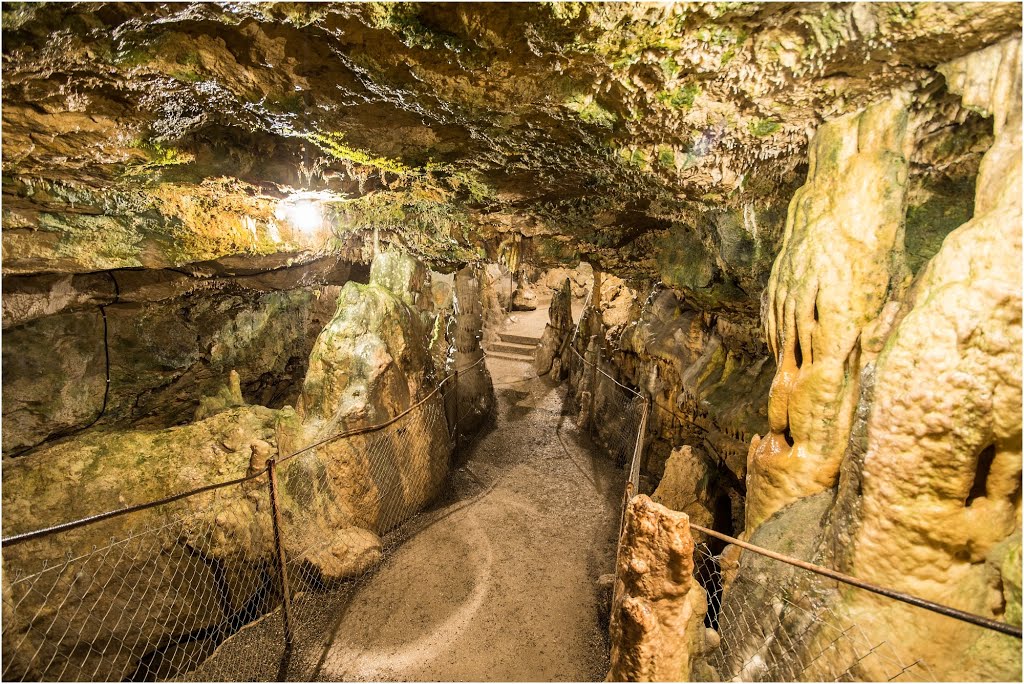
xmin=486 ymin=350 xmax=534 ymax=363
xmin=498 ymin=332 xmax=542 ymax=346
xmin=490 ymin=341 xmax=537 ymax=356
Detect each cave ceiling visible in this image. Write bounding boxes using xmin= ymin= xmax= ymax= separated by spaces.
xmin=2 ymin=1 xmax=1019 ymax=310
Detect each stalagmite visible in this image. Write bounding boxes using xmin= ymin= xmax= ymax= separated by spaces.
xmin=452 ymin=264 xmax=495 ymax=433
xmin=534 ymin=277 xmax=573 ymax=377
xmin=608 ymin=496 xmax=710 ymax=682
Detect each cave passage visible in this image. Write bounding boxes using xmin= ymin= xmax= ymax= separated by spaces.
xmin=3 ymin=3 xmax=1022 ymax=682
xmin=187 ymin=348 xmax=625 ymax=682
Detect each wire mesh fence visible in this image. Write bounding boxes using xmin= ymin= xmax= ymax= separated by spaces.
xmin=691 ymin=542 xmax=935 ymax=682
xmin=6 ymin=294 xmax=1015 ymax=683
xmin=1 ymin=352 xmax=492 ymax=683
xmin=565 ymin=312 xmax=647 ymax=482
xmin=2 ymin=478 xmax=281 ymax=682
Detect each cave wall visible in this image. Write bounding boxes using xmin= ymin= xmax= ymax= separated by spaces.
xmin=578 ymin=32 xmax=1022 ymax=684
xmin=2 ymin=250 xmax=482 ymax=681
xmin=1 ymin=256 xmax=365 ymax=456
xmin=565 ymin=271 xmax=776 ymax=544
xmin=0 ymin=3 xmax=1020 ymax=681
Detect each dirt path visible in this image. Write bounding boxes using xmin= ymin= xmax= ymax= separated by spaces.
xmin=315 ymin=356 xmax=624 ymax=681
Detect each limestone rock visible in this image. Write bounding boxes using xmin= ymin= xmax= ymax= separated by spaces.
xmin=290 ymin=252 xmax=452 ymax=535
xmin=1 ymin=250 xmax=471 ymax=680
xmin=535 ymin=264 xmax=592 ymax=300
xmin=608 ymin=495 xmax=708 ymax=682
xmin=714 ymin=38 xmax=1023 ymax=683
xmin=534 ymin=277 xmax=573 ymax=377
xmin=651 ymin=446 xmax=715 ymax=532
xmin=598 ymin=286 xmax=772 ymax=498
xmin=297 ymin=526 xmax=384 ymax=583
xmin=745 ymin=93 xmax=914 ymax=532
xmin=369 ymin=250 xmax=432 ymax=315
xmin=511 ymin=276 xmax=538 ymax=311
xmin=3 ymin=3 xmax=1015 ymax=287
xmin=839 ymin=37 xmax=1022 ymax=681
xmin=1 ymin=406 xmax=284 ymax=681
xmin=2 ymin=261 xmax=349 ymax=455
xmin=1 ymin=308 xmax=106 ymax=453
xmin=194 ymin=369 xmax=245 ymax=421
xmin=451 ymin=264 xmax=495 ymax=436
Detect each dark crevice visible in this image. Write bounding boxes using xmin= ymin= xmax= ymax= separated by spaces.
xmin=127 ymin=557 xmax=275 ymax=682
xmin=966 ymin=443 xmax=996 ymax=506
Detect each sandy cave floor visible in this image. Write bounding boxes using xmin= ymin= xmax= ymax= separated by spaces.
xmin=186 ymin=353 xmax=625 ymax=682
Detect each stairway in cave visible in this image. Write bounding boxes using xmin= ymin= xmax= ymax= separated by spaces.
xmin=485 ymin=332 xmax=541 ymax=362
xmin=485 ymin=306 xmax=550 ymax=363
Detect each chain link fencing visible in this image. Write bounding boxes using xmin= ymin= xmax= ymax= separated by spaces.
xmin=565 ymin=308 xmax=647 ymax=487
xmin=1 ymin=350 xmax=491 ymax=683
xmin=6 ymin=293 xmax=1017 ymax=683
xmin=691 ymin=542 xmax=936 ymax=682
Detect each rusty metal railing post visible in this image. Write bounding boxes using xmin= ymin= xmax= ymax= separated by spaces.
xmin=588 ymin=334 xmax=599 ymax=437
xmin=267 ymin=458 xmax=294 ymax=681
xmin=453 ymin=367 xmax=460 ymax=462
xmin=629 ymin=398 xmax=649 ymax=491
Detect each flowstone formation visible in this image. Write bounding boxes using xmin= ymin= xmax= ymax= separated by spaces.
xmin=450 ymin=264 xmax=495 ymax=435
xmin=836 ymin=36 xmax=1023 ymax=681
xmin=2 ymin=251 xmax=483 ymax=680
xmin=704 ymin=37 xmax=1022 ymax=682
xmin=745 ymin=94 xmax=914 ymax=532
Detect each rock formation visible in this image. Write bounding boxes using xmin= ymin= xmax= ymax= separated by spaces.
xmin=284 ymin=251 xmax=453 ymax=541
xmin=510 ymin=273 xmax=539 ymax=312
xmin=450 ymin=264 xmax=495 ymax=436
xmin=534 ymin=277 xmax=573 ymax=378
xmin=1 ymin=2 xmax=1021 ymax=682
xmin=704 ymin=36 xmax=1023 ymax=682
xmin=1 ymin=250 xmax=481 ymax=680
xmin=2 ymin=258 xmax=355 ymax=455
xmin=1 ymin=405 xmax=286 ymax=681
xmin=745 ymin=93 xmax=914 ymax=532
xmin=833 ymin=36 xmax=1022 ymax=681
xmin=652 ymin=446 xmax=716 ymax=535
xmin=608 ymin=495 xmax=710 ymax=682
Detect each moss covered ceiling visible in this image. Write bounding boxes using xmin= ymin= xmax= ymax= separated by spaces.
xmin=2 ymin=1 xmax=1019 ymax=313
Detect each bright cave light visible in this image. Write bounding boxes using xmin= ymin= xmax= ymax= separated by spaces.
xmin=275 ymin=192 xmax=325 ymax=233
